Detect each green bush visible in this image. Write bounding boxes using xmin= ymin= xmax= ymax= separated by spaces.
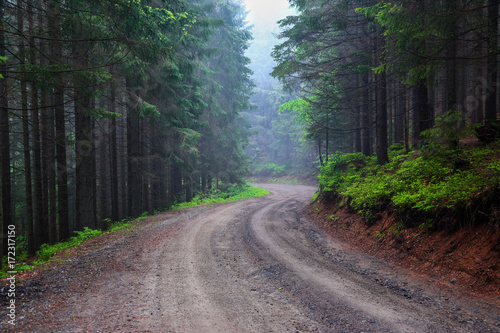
xmin=421 ymin=111 xmax=472 ymax=152
xmin=318 ymin=153 xmax=373 ymax=193
xmin=35 ymin=227 xmax=103 ymax=263
xmin=317 ymin=143 xmax=500 ymax=227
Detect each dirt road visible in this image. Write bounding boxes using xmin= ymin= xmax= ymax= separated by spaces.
xmin=5 ymin=184 xmax=500 ymax=332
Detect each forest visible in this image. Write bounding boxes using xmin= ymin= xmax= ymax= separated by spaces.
xmin=272 ymin=0 xmax=499 ymax=162
xmin=1 ymin=0 xmax=499 ymax=270
xmin=1 ymin=0 xmax=500 ymax=329
xmin=0 ymin=0 xmax=253 ymax=262
xmin=271 ymin=0 xmax=500 ymax=228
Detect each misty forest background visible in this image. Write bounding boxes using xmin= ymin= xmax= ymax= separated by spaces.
xmin=0 ymin=0 xmax=499 ymax=264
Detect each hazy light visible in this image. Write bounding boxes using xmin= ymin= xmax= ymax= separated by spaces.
xmin=243 ymin=0 xmax=296 ymax=80
xmin=244 ymin=0 xmax=294 ymax=30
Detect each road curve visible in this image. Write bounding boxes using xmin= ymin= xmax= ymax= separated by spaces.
xmin=8 ymin=183 xmax=500 ymax=332
xmin=143 ymin=183 xmax=497 ymax=332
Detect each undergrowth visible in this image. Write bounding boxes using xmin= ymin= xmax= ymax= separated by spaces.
xmin=318 ymin=140 xmax=500 ymax=227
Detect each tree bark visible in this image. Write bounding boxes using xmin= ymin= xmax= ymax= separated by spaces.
xmin=18 ymin=0 xmax=34 ymax=254
xmin=75 ymin=84 xmax=96 ymax=230
xmin=185 ymin=173 xmax=192 ymax=203
xmin=445 ymin=2 xmax=459 ymax=113
xmin=36 ymin=1 xmax=56 ymax=244
xmin=361 ymin=73 xmax=371 ymax=156
xmin=126 ymin=78 xmax=142 ymax=218
xmin=119 ymin=107 xmax=128 ymax=218
xmin=412 ymin=80 xmax=432 ymax=148
xmin=48 ymin=0 xmax=69 ymax=240
xmin=99 ymin=117 xmax=110 ymax=228
xmin=169 ymin=163 xmax=183 ymax=205
xmin=375 ymin=26 xmax=389 ymax=165
xmin=0 ymin=0 xmax=12 ymax=260
xmin=354 ymin=105 xmax=362 ymax=153
xmin=485 ymin=0 xmax=499 ymax=120
xmin=394 ymin=82 xmax=405 ymax=144
xmin=141 ymin=120 xmax=150 ymax=213
xmin=109 ymin=73 xmax=120 ymax=222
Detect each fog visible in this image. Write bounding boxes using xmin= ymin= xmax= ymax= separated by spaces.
xmin=244 ymin=0 xmax=294 ymax=32
xmin=242 ymin=1 xmax=316 ymax=175
xmin=243 ymin=0 xmax=295 ymax=85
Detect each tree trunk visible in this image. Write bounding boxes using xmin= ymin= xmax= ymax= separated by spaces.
xmin=185 ymin=173 xmax=192 ymax=203
xmin=126 ymin=78 xmax=142 ymax=218
xmin=318 ymin=139 xmax=324 ymax=167
xmin=375 ymin=26 xmax=389 ymax=165
xmin=325 ymin=115 xmax=329 ymax=164
xmin=0 ymin=0 xmax=12 ymax=260
xmin=75 ymin=94 xmax=96 ymax=230
xmin=485 ymin=0 xmax=499 ymax=120
xmin=151 ymin=123 xmax=167 ymax=211
xmin=109 ymin=74 xmax=119 ymax=222
xmin=18 ymin=0 xmax=34 ymax=254
xmin=394 ymin=82 xmax=405 ymax=144
xmin=141 ymin=120 xmax=150 ymax=213
xmin=201 ymin=167 xmax=208 ymax=192
xmin=169 ymin=163 xmax=183 ymax=205
xmin=99 ymin=117 xmax=110 ymax=228
xmin=446 ymin=2 xmax=459 ymax=113
xmin=36 ymin=1 xmax=56 ymax=244
xmin=119 ymin=107 xmax=128 ymax=218
xmin=354 ymin=105 xmax=362 ymax=153
xmin=361 ymin=73 xmax=371 ymax=156
xmin=387 ymin=73 xmax=394 ymax=146
xmin=412 ymin=80 xmax=432 ymax=148
xmin=49 ymin=0 xmax=69 ymax=240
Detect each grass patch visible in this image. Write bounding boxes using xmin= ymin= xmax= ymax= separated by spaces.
xmin=172 ymin=184 xmax=269 ymax=210
xmin=34 ymin=227 xmax=103 ymax=264
xmin=0 ymin=227 xmax=103 ymax=278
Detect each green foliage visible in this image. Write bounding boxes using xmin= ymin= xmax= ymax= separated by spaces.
xmin=355 ymin=1 xmax=457 ymax=83
xmin=318 ymin=153 xmax=373 ymax=193
xmin=172 ymin=184 xmax=269 ymax=210
xmin=108 ymin=218 xmax=133 ymax=232
xmin=318 ymin=143 xmax=500 ymax=226
xmin=421 ymin=111 xmax=472 ymax=152
xmin=35 ymin=227 xmax=103 ymax=264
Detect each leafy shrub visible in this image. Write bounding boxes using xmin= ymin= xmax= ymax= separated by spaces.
xmin=317 ymin=143 xmax=500 ymax=227
xmin=35 ymin=227 xmax=103 ymax=263
xmin=421 ymin=111 xmax=471 ymax=152
xmin=342 ymin=171 xmax=394 ymax=223
xmin=318 ymin=153 xmax=372 ymax=193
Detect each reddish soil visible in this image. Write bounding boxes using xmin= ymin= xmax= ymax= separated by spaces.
xmin=309 ymin=198 xmax=500 ymax=300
